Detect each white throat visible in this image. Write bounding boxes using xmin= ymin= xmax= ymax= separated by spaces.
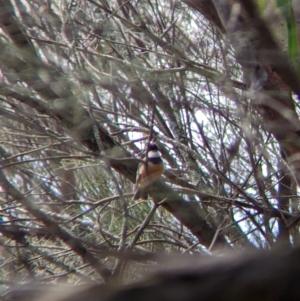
xmin=148 ymin=151 xmax=161 ymax=158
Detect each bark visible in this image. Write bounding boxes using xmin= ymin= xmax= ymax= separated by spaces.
xmin=183 ymin=0 xmax=224 ymax=31
xmin=8 ymin=247 xmax=300 ymax=301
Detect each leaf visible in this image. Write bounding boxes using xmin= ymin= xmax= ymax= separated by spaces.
xmin=276 ymin=0 xmax=300 ymax=76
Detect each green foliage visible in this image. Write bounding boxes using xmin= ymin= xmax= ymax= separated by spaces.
xmin=276 ymin=0 xmax=300 ymax=74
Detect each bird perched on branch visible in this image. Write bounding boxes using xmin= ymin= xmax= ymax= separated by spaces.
xmin=133 ymin=142 xmax=164 ymax=200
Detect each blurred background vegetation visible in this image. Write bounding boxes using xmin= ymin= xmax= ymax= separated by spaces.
xmin=1 ymin=0 xmax=300 ymax=293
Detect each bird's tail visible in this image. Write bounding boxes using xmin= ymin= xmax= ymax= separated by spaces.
xmin=133 ymin=189 xmax=148 ymax=200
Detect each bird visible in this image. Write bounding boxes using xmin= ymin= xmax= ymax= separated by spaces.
xmin=133 ymin=142 xmax=164 ymax=200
